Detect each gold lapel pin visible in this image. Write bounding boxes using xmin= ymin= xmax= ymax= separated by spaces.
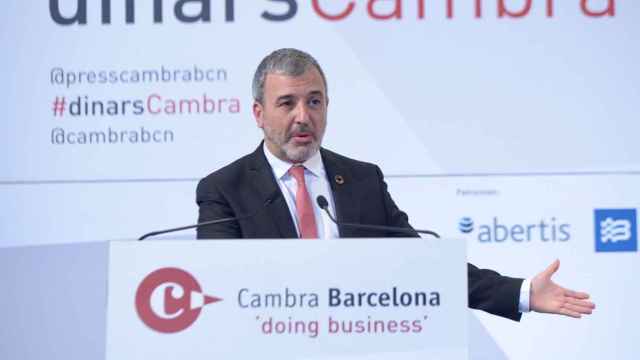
xmin=335 ymin=175 xmax=345 ymax=185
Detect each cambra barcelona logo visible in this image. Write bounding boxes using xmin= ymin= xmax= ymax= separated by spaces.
xmin=135 ymin=267 xmax=222 ymax=333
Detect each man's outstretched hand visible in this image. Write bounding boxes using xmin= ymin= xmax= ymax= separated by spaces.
xmin=530 ymin=259 xmax=596 ymax=318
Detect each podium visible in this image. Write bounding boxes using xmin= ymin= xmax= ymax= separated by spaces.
xmin=1 ymin=238 xmax=469 ymax=359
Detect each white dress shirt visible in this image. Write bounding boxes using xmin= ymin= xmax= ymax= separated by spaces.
xmin=263 ymin=144 xmax=340 ymax=239
xmin=262 ymin=144 xmax=531 ymax=313
xmin=520 ymin=279 xmax=531 ymax=312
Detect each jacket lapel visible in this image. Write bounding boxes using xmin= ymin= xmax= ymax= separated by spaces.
xmin=321 ymin=148 xmax=361 ymax=237
xmin=247 ymin=144 xmax=298 ymax=238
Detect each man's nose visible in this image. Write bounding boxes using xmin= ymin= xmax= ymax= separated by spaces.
xmin=293 ymin=102 xmax=311 ymax=125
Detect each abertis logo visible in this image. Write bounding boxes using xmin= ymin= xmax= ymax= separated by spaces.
xmin=458 ymin=217 xmax=474 ymax=233
xmin=135 ymin=267 xmax=222 ymax=333
xmin=457 ymin=216 xmax=570 ymax=243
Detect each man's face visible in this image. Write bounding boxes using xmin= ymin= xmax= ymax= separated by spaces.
xmin=253 ymin=67 xmax=328 ymax=163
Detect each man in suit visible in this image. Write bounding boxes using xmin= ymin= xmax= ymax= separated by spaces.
xmin=197 ymin=48 xmax=595 ymax=321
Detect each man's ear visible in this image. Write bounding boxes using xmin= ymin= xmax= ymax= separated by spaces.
xmin=253 ymin=101 xmax=264 ymax=128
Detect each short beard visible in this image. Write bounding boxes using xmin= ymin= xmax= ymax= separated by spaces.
xmin=263 ymin=124 xmax=321 ymax=163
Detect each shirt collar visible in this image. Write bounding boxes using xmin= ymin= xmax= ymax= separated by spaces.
xmin=263 ymin=142 xmax=325 ymax=180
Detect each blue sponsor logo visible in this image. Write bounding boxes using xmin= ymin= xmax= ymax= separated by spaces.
xmin=594 ymin=209 xmax=637 ymax=252
xmin=458 ymin=217 xmax=474 ymax=233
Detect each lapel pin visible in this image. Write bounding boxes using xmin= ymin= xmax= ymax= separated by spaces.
xmin=335 ymin=175 xmax=345 ymax=185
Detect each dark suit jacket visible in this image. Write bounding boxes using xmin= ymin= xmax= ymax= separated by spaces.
xmin=196 ymin=144 xmax=524 ymax=321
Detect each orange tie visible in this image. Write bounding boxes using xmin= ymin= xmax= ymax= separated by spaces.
xmin=288 ymin=166 xmax=318 ymax=239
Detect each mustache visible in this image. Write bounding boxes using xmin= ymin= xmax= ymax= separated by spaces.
xmin=287 ymin=124 xmax=315 ymax=138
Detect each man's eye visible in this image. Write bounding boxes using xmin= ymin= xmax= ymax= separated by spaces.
xmin=309 ymin=98 xmax=322 ymax=106
xmin=279 ymin=101 xmax=292 ymax=107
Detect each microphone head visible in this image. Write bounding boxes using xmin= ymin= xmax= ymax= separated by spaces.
xmin=316 ymin=195 xmax=329 ymax=209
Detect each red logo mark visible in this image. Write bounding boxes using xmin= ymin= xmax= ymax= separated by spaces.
xmin=135 ymin=267 xmax=222 ymax=333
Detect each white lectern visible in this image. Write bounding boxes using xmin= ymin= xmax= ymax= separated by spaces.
xmin=1 ymin=238 xmax=470 ymax=359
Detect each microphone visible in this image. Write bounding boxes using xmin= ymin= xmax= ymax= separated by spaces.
xmin=138 ymin=191 xmax=281 ymax=241
xmin=316 ymin=195 xmax=440 ymax=239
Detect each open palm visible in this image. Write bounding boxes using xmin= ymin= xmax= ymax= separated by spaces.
xmin=530 ymin=260 xmax=596 ymax=318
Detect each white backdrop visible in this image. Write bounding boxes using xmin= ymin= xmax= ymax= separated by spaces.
xmin=1 ymin=1 xmax=639 ymax=358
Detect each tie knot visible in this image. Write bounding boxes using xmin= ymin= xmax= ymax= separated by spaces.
xmin=288 ymin=165 xmax=305 ymax=183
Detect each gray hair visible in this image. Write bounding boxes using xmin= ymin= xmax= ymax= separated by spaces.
xmin=252 ymin=48 xmax=328 ymax=104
